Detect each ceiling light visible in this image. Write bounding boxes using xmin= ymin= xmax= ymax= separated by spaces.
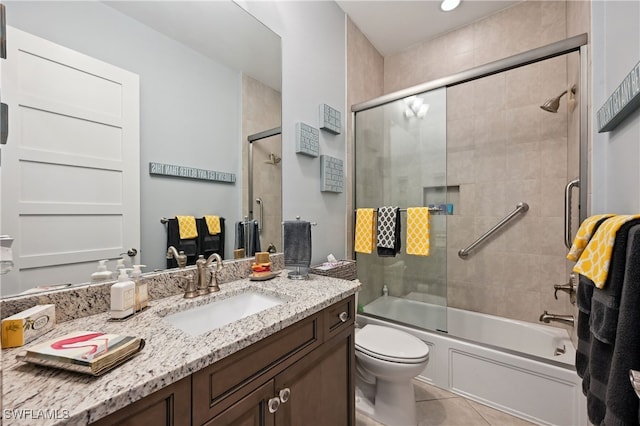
xmin=441 ymin=0 xmax=461 ymax=12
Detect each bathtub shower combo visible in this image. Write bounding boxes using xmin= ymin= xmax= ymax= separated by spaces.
xmin=353 ymin=35 xmax=589 ymax=425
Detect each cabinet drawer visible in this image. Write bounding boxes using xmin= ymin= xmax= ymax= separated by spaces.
xmin=193 ymin=312 xmax=321 ymax=424
xmin=324 ymin=295 xmax=355 ymax=338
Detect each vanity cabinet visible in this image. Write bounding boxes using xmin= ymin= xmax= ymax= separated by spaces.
xmin=194 ymin=295 xmax=355 ymax=426
xmin=92 ymin=295 xmax=355 ymax=426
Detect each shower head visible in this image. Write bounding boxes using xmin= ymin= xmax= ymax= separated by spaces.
xmin=540 ymin=86 xmax=576 ymax=113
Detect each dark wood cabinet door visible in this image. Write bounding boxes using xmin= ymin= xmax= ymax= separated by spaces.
xmin=91 ymin=376 xmax=191 ymax=426
xmin=202 ymin=380 xmax=275 ymax=426
xmin=274 ymin=327 xmax=355 ymax=426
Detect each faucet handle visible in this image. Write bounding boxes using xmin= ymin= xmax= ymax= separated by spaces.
xmin=175 ymin=273 xmax=198 ymax=298
xmin=554 ymin=272 xmax=577 ymax=302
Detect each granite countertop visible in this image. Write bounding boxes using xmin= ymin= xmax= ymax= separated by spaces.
xmin=1 ymin=272 xmax=359 ymax=425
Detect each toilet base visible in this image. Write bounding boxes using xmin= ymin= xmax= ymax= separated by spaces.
xmin=355 ymin=378 xmax=418 ymax=426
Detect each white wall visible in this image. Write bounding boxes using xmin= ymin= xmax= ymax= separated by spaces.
xmin=591 ymin=0 xmax=640 ymax=213
xmin=239 ymin=1 xmax=348 ymax=264
xmin=5 ymin=1 xmax=242 ymax=270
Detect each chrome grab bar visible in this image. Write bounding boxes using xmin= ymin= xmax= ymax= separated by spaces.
xmin=458 ymin=202 xmax=529 ymax=259
xmin=564 ymin=178 xmax=580 ymax=249
xmin=256 ymin=198 xmax=263 ymax=233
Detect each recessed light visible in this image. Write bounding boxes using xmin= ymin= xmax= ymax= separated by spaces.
xmin=441 ymin=0 xmax=461 ymax=12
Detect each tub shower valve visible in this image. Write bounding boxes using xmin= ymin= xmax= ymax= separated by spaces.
xmin=554 ymin=272 xmax=577 ymax=304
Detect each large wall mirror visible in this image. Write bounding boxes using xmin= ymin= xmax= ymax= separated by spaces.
xmin=0 ymin=1 xmax=282 ymax=297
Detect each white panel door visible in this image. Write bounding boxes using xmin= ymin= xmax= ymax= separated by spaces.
xmin=0 ymin=26 xmax=140 ymax=296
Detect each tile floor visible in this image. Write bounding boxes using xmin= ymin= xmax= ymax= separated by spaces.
xmin=356 ymin=380 xmax=537 ymax=426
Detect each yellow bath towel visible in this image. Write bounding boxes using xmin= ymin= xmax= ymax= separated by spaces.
xmin=176 ymin=215 xmax=198 ymax=239
xmin=566 ymin=214 xmax=615 ymax=261
xmin=406 ymin=207 xmax=430 ymax=256
xmin=204 ymin=215 xmax=221 ymax=235
xmin=573 ymin=214 xmax=640 ymax=288
xmin=355 ymin=209 xmax=376 ymax=254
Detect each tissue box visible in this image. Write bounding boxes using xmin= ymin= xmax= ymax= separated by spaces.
xmin=2 ymin=304 xmax=56 ymax=348
xmin=309 ymin=260 xmax=356 ymax=280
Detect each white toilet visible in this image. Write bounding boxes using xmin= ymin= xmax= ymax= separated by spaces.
xmin=355 ymin=324 xmax=430 ymax=426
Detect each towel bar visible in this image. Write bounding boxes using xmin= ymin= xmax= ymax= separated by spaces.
xmin=354 ymin=207 xmax=442 ymax=213
xmin=282 ymin=216 xmax=317 ymax=225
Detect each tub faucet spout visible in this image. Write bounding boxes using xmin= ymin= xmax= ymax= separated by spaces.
xmin=539 ymin=311 xmax=574 ymax=326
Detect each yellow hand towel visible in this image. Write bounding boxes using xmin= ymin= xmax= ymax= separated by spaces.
xmin=573 ymin=214 xmax=640 ymax=288
xmin=176 ymin=215 xmax=198 ymax=239
xmin=566 ymin=214 xmax=615 ymax=261
xmin=406 ymin=207 xmax=430 ymax=256
xmin=204 ymin=215 xmax=221 ymax=235
xmin=354 ymin=209 xmax=375 ymax=254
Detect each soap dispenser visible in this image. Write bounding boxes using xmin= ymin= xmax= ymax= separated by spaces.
xmin=110 ymin=268 xmax=135 ymax=319
xmin=132 ymin=264 xmax=148 ymax=312
xmin=115 ymin=257 xmax=127 ymax=275
xmin=91 ymin=260 xmax=113 ymax=283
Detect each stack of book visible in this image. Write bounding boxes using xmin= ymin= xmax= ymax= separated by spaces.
xmin=17 ymin=331 xmax=145 ymax=376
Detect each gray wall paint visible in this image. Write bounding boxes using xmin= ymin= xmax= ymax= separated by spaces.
xmin=592 ymin=0 xmax=640 ymax=213
xmin=6 ymin=1 xmax=242 ymax=270
xmin=241 ymin=1 xmax=348 ymax=265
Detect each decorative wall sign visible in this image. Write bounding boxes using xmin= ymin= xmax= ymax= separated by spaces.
xmin=320 ymin=155 xmax=343 ymax=193
xmin=149 ymin=162 xmax=236 ymax=183
xmin=597 ymin=60 xmax=640 ymax=133
xmin=319 ymin=104 xmax=341 ymax=134
xmin=295 ymin=122 xmax=319 ymax=157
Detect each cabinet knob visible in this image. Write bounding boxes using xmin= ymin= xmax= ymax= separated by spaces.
xmin=268 ymin=397 xmax=280 ymax=413
xmin=279 ymin=387 xmax=291 ymax=403
xmin=339 ymin=311 xmax=348 ymax=322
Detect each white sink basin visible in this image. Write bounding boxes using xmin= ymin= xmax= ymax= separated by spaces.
xmin=163 ymin=291 xmax=285 ymax=337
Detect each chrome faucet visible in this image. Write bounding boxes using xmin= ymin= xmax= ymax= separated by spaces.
xmin=166 ymin=246 xmax=188 ymax=268
xmin=539 ymin=311 xmax=575 ymax=326
xmin=195 ymin=253 xmax=224 ymax=295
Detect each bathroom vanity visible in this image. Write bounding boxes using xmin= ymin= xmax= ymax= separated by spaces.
xmin=1 ymin=269 xmax=358 ymax=426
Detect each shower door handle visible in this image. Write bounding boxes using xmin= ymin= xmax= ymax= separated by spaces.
xmin=564 ymin=179 xmax=580 ymax=249
xmin=0 ymin=3 xmax=6 ymax=59
xmin=1 ymin=103 xmax=7 ymax=145
xmin=256 ymin=198 xmax=263 ymax=233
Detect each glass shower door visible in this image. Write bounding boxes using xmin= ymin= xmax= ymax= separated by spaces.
xmin=355 ymin=87 xmax=448 ymax=333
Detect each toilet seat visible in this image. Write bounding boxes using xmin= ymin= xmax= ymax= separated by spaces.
xmin=355 ymin=324 xmax=429 ymax=364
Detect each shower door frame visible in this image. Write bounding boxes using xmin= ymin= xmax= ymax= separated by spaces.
xmin=352 ymin=34 xmax=589 ymax=330
xmin=352 ymin=33 xmax=589 ymax=225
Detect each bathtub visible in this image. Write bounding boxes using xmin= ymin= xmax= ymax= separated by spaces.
xmin=361 ymin=296 xmax=587 ymax=426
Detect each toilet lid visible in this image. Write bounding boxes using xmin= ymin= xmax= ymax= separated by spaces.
xmin=355 ymin=324 xmax=429 ymax=363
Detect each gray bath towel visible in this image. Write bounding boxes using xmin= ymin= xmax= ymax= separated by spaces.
xmin=235 ymin=220 xmax=261 ymax=257
xmin=577 ymin=219 xmax=640 ymax=425
xmin=283 ymin=220 xmax=312 ymax=268
xmin=576 ymin=215 xmax=610 ymax=382
xmin=603 ymin=224 xmax=640 ymax=426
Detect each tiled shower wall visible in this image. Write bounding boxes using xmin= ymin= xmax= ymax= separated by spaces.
xmin=445 ymin=57 xmax=573 ymax=323
xmin=348 ymin=0 xmax=590 ymax=326
xmin=242 ymin=75 xmax=282 ymax=253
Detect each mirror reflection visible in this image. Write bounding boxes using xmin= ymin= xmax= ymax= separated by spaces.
xmin=0 ymin=1 xmax=282 ymax=297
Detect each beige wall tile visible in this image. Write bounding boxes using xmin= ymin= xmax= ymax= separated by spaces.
xmin=242 ymin=75 xmax=282 ymax=251
xmin=505 ymin=141 xmax=542 ymax=181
